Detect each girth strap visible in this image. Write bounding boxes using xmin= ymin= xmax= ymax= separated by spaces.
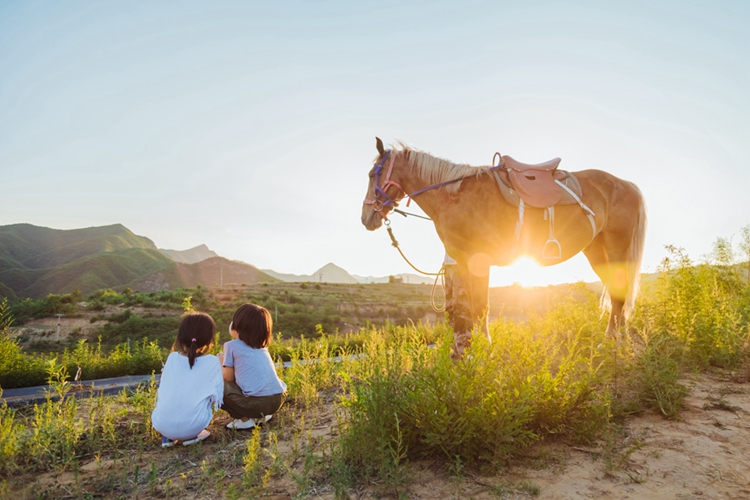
xmin=554 ymin=179 xmax=597 ymax=239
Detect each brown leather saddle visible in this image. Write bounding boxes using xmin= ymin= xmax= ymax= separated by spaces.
xmin=497 ymin=155 xmax=565 ymax=208
xmin=490 ymin=152 xmax=597 ymax=260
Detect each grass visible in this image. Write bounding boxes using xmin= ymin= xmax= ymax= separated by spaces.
xmin=1 ymin=229 xmax=749 ymax=497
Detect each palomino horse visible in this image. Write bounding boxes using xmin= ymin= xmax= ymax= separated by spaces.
xmin=361 ymin=138 xmax=646 ymax=356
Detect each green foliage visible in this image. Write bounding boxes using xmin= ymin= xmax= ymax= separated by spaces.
xmin=97 ymin=315 xmax=181 ymax=348
xmin=632 ymin=333 xmax=688 ymax=418
xmin=8 ymin=292 xmax=80 ymax=323
xmin=2 ymin=368 xmax=159 ymax=475
xmin=0 ymin=396 xmax=21 ymax=475
xmin=632 ymin=245 xmax=750 ymax=369
xmin=0 ymin=298 xmax=49 ymax=388
xmin=337 ymin=298 xmax=614 ymax=479
xmin=61 ymin=338 xmax=165 ymax=381
xmin=0 ymin=336 xmax=164 ymax=390
xmin=86 ymin=287 xmax=207 ymax=310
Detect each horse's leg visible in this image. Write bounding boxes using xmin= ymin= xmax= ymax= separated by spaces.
xmin=584 ymin=228 xmax=638 ymax=338
xmin=444 ymin=263 xmax=472 ymax=356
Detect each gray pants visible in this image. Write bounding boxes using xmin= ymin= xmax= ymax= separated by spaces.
xmin=221 ymin=381 xmax=286 ymax=420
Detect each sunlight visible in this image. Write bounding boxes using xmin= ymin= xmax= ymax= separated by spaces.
xmin=489 ymin=253 xmax=602 ymax=288
xmin=498 ymin=256 xmax=544 ymax=288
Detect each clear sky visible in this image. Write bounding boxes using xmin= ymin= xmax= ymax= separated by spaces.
xmin=1 ymin=1 xmax=748 ymax=286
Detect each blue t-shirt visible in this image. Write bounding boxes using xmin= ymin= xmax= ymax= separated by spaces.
xmin=223 ymin=339 xmax=287 ymax=397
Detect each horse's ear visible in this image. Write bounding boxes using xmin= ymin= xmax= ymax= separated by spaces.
xmin=375 ymin=137 xmax=385 ymax=157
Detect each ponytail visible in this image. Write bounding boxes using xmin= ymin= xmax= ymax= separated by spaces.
xmin=175 ymin=312 xmax=216 ymax=370
xmin=188 ymin=337 xmax=197 ymax=368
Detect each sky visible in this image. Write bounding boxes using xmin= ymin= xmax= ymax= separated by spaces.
xmin=1 ymin=1 xmax=748 ymax=287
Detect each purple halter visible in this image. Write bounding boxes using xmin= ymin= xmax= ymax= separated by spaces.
xmin=362 ymin=150 xmax=405 ymax=218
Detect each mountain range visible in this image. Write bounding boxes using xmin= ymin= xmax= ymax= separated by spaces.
xmin=0 ymin=223 xmax=434 ymax=300
xmin=0 ymin=224 xmax=275 ymax=299
xmin=261 ymin=263 xmax=433 ymax=285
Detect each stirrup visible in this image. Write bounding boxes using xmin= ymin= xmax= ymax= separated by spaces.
xmin=542 ymin=238 xmax=562 ymax=259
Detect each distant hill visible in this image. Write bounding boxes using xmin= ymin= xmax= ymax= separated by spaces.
xmin=264 ymin=263 xmax=434 ymax=285
xmin=160 ymin=244 xmax=218 ymax=264
xmin=134 ymin=257 xmax=277 ymax=290
xmin=263 ymin=262 xmax=359 ymax=284
xmin=0 ymin=224 xmax=276 ymax=298
xmin=351 ymin=273 xmax=435 ymax=285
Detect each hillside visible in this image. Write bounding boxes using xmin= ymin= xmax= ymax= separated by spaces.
xmin=0 ymin=224 xmax=276 ymax=299
xmin=0 ymin=223 xmax=156 ymax=269
xmin=132 ymin=257 xmax=277 ymax=291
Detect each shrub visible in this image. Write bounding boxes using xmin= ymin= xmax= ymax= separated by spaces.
xmin=336 ymin=302 xmax=613 ymax=480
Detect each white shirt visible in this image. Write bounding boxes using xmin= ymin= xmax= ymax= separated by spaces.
xmin=151 ymin=352 xmax=223 ymax=441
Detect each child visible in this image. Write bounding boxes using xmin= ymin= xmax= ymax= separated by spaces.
xmin=219 ymin=303 xmax=287 ymax=429
xmin=151 ymin=312 xmax=224 ymax=447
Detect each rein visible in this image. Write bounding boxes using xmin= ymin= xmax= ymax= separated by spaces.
xmin=385 ymin=220 xmax=446 ymax=312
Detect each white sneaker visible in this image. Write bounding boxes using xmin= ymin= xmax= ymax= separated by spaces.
xmin=258 ymin=414 xmax=273 ymax=425
xmin=227 ymin=418 xmax=256 ymax=430
xmin=182 ymin=429 xmax=210 ymax=446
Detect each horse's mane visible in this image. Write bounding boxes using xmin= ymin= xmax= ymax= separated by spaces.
xmin=397 ymin=142 xmax=489 ymax=194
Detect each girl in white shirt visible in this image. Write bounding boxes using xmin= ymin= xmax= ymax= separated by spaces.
xmin=219 ymin=303 xmax=287 ymax=430
xmin=151 ymin=312 xmax=224 ymax=447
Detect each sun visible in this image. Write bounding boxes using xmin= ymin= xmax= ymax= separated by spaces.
xmin=490 ymin=256 xmax=545 ymax=288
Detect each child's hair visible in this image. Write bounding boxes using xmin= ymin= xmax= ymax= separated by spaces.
xmin=173 ymin=312 xmax=216 ymax=368
xmin=231 ymin=303 xmax=272 ymax=349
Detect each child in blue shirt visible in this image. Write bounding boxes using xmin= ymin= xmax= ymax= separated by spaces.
xmin=218 ymin=303 xmax=287 ymax=429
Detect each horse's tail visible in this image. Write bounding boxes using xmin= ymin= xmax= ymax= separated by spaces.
xmin=622 ymin=183 xmax=647 ymax=320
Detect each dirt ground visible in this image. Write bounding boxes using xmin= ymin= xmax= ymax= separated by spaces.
xmin=8 ymin=371 xmax=750 ymax=500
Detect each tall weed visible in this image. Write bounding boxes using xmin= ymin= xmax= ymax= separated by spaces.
xmin=337 ymin=297 xmax=613 ymax=481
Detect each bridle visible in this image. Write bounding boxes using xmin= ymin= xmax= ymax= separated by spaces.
xmin=363 ymin=149 xmax=507 ymax=222
xmin=362 ymin=150 xmax=405 ymax=220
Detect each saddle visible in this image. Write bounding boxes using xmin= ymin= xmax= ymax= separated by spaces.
xmin=502 ymin=155 xmax=564 ymax=208
xmin=491 ymin=153 xmax=597 ymax=260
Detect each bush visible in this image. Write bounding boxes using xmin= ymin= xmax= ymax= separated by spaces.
xmin=632 ymin=245 xmax=750 ymax=369
xmin=337 ymin=300 xmax=613 ymax=479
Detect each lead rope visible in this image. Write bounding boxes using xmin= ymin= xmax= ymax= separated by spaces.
xmin=385 ymin=221 xmax=446 ymax=312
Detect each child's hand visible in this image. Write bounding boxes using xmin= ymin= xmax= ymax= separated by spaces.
xmin=217 ymin=351 xmax=225 ymax=365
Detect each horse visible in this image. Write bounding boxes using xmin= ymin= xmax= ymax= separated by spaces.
xmin=361 ymin=137 xmax=647 ymax=357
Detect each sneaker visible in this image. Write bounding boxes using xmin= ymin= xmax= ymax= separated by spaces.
xmin=227 ymin=418 xmax=256 ymax=430
xmin=182 ymin=429 xmax=210 ymax=446
xmin=256 ymin=414 xmax=273 ymax=425
xmin=161 ymin=435 xmax=175 ymax=448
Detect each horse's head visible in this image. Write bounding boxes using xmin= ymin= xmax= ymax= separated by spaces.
xmin=361 ymin=137 xmax=406 ymax=231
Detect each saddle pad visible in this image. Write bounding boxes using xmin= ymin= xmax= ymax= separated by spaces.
xmin=492 ymin=170 xmax=584 ymax=208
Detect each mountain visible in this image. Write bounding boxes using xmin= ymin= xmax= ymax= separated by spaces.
xmin=263 ymin=262 xmax=359 ymax=284
xmin=0 ymin=224 xmax=276 ymax=298
xmin=264 ymin=263 xmax=434 ymax=285
xmin=133 ymin=257 xmax=277 ymax=290
xmin=160 ymin=244 xmax=218 ymax=264
xmin=0 ymin=223 xmax=156 ymax=269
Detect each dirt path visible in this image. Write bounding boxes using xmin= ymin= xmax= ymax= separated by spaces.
xmin=534 ymin=372 xmax=750 ymax=500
